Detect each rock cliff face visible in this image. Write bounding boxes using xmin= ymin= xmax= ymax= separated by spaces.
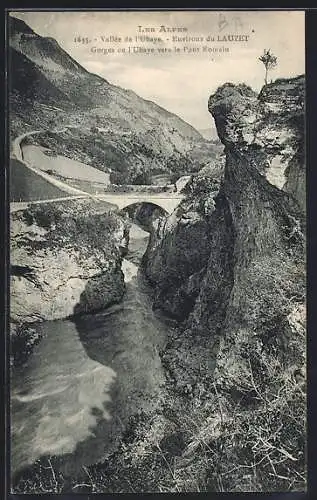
xmin=10 ymin=199 xmax=127 ymax=325
xmin=141 ymin=79 xmax=305 ymax=491
xmin=208 ymin=76 xmax=305 ymax=211
xmin=143 ymin=162 xmax=224 ymax=320
xmin=144 ymin=76 xmax=306 ymax=387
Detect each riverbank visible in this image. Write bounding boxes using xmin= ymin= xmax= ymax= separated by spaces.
xmin=9 ymin=197 xmax=129 ymax=374
xmin=10 ymin=222 xmax=173 ymax=493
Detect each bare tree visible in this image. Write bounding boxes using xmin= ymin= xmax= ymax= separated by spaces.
xmin=259 ymin=49 xmax=277 ymax=85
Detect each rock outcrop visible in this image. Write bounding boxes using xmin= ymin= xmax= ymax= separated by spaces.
xmin=10 ymin=199 xmax=127 ymax=325
xmin=141 ymin=78 xmax=306 ymax=492
xmin=143 ymin=162 xmax=224 ymax=320
xmin=208 ymin=76 xmax=305 ymax=211
xmin=144 ymin=76 xmax=306 ymax=386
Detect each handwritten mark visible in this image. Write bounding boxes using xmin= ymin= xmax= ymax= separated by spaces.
xmin=218 ymin=13 xmax=229 ymax=32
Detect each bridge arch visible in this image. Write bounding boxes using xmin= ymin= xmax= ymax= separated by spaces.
xmin=97 ymin=192 xmax=184 ymax=214
xmin=120 ymin=201 xmax=169 ymax=217
xmin=119 ymin=201 xmax=168 ymax=233
xmin=97 ymin=193 xmax=184 ymax=214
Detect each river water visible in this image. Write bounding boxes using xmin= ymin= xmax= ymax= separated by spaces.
xmin=10 ymin=224 xmax=169 ymax=482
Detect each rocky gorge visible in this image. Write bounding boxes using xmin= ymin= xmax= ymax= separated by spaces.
xmin=10 ymin=74 xmax=306 ymax=493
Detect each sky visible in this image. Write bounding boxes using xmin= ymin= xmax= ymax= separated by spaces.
xmin=11 ymin=10 xmax=305 ymax=130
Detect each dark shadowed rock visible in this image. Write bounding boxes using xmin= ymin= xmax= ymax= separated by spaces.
xmin=143 ymin=162 xmax=224 ymax=319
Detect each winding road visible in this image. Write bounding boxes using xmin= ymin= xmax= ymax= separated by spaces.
xmin=10 ymin=128 xmax=186 ymax=214
xmin=11 ymin=128 xmax=97 ymax=202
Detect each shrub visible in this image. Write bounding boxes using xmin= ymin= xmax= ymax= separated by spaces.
xmin=20 ymin=202 xmax=121 ymax=255
xmin=10 ymin=324 xmax=43 ymax=367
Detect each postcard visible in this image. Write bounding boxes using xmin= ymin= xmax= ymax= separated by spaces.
xmin=7 ymin=9 xmax=306 ymax=494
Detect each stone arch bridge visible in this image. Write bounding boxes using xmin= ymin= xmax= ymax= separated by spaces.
xmin=96 ymin=193 xmax=185 ymax=215
xmin=10 ymin=192 xmax=185 ymax=215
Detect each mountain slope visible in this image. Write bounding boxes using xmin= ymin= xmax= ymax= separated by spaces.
xmin=9 ymin=16 xmax=220 ymax=184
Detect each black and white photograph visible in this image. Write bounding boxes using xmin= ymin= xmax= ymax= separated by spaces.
xmin=7 ymin=9 xmax=306 ymax=493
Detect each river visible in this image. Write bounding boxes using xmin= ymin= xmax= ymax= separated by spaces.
xmin=10 ymin=224 xmax=169 ymax=484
